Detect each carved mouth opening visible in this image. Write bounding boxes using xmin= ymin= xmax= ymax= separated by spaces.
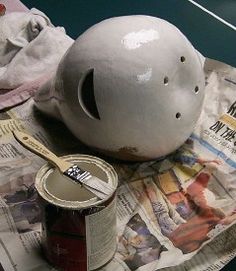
xmin=78 ymin=68 xmax=100 ymax=120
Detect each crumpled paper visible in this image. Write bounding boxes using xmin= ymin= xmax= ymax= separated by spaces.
xmin=0 ymin=8 xmax=74 ymax=90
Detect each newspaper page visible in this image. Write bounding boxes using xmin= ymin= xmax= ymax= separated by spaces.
xmin=0 ymin=58 xmax=236 ymax=271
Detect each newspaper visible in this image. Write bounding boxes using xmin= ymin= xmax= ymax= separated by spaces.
xmin=0 ymin=58 xmax=236 ymax=271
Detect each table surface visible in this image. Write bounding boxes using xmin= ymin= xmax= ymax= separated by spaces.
xmin=12 ymin=0 xmax=236 ymax=270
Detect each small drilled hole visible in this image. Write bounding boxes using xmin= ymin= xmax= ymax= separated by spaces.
xmin=180 ymin=56 xmax=186 ymax=63
xmin=194 ymin=86 xmax=199 ymax=93
xmin=164 ymin=76 xmax=169 ymax=85
xmin=176 ymin=112 xmax=181 ymax=119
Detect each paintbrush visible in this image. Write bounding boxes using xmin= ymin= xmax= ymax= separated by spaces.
xmin=12 ymin=130 xmax=114 ymax=200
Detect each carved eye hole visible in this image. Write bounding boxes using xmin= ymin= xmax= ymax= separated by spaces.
xmin=78 ymin=69 xmax=100 ymax=120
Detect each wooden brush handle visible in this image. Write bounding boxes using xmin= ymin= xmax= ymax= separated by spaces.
xmin=13 ymin=130 xmax=72 ymax=172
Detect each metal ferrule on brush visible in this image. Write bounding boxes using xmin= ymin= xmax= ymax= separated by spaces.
xmin=64 ymin=165 xmax=91 ymax=183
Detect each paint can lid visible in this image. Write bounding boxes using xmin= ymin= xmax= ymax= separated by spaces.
xmin=35 ymin=154 xmax=118 ymax=209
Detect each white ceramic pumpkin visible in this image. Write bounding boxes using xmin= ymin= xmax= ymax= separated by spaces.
xmin=35 ymin=15 xmax=205 ymax=161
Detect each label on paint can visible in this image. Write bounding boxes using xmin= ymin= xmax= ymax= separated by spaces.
xmin=86 ymin=198 xmax=117 ymax=270
xmin=35 ymin=154 xmax=118 ymax=271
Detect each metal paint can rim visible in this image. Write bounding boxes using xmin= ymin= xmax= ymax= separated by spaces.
xmin=35 ymin=154 xmax=118 ymax=209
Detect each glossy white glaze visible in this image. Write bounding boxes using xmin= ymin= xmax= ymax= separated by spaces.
xmin=35 ymin=15 xmax=205 ymax=161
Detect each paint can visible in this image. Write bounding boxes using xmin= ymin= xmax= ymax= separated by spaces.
xmin=35 ymin=154 xmax=118 ymax=271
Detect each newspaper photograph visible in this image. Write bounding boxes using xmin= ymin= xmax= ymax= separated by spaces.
xmin=0 ymin=58 xmax=236 ymax=271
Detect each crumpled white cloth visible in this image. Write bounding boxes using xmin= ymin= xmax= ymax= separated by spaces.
xmin=0 ymin=8 xmax=74 ymax=90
